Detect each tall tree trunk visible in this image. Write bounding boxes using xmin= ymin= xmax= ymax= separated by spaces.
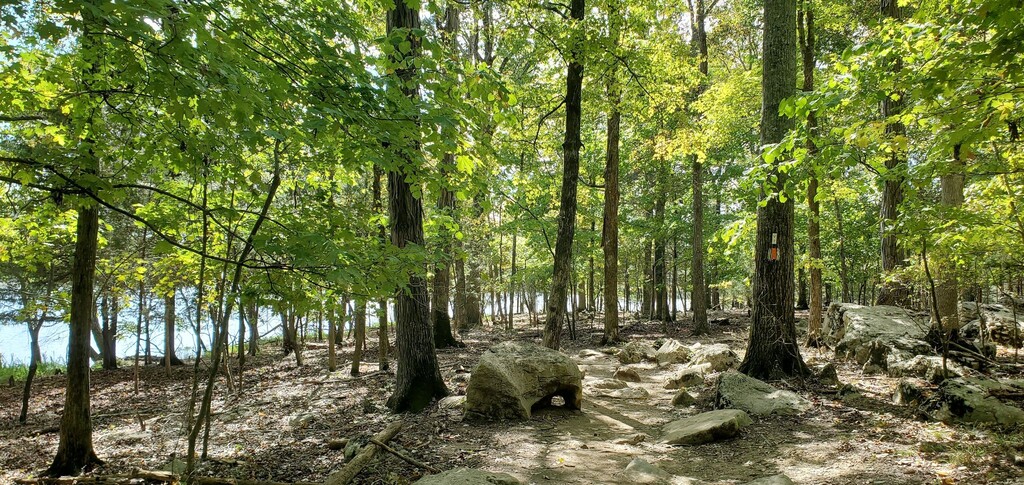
xmin=49 ymin=203 xmax=103 ymax=475
xmin=100 ymin=291 xmax=117 ymax=370
xmin=641 ymin=241 xmax=653 ymax=318
xmin=797 ymin=263 xmax=809 ymax=310
xmin=352 ymin=300 xmax=366 ymax=376
xmin=245 ymin=299 xmax=259 ymax=355
xmin=433 ymin=6 xmax=462 ymax=348
xmin=738 ymin=0 xmax=809 ymax=380
xmin=934 ymin=144 xmax=965 ymax=332
xmin=542 ymin=0 xmax=585 ymax=350
xmin=875 ymin=0 xmax=909 ymax=307
xmin=653 ymin=193 xmax=671 ymax=322
xmin=834 ymin=197 xmax=850 ymax=302
xmin=800 ymin=0 xmax=824 ymax=347
xmin=20 ymin=322 xmax=42 ymax=424
xmin=602 ymin=20 xmax=621 ymax=341
xmin=385 ymin=0 xmax=449 ymax=412
xmin=377 ymin=300 xmax=389 ymax=370
xmin=689 ymin=0 xmax=710 ymax=335
xmin=164 ymin=291 xmax=184 ymax=366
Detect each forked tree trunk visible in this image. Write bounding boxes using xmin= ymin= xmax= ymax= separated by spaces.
xmin=738 ymin=0 xmax=809 ymax=380
xmin=542 ymin=0 xmax=585 ymax=350
xmin=385 ymin=0 xmax=448 ymax=412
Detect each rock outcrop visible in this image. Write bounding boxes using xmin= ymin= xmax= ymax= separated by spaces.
xmin=920 ymin=377 xmax=1024 ymax=427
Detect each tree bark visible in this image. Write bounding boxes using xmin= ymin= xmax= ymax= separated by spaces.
xmin=738 ymin=0 xmax=809 ymax=380
xmin=934 ymin=144 xmax=965 ymax=332
xmin=801 ymin=2 xmax=824 ymax=345
xmin=48 ymin=203 xmax=103 ymax=476
xmin=542 ymin=0 xmax=585 ymax=350
xmin=164 ymin=291 xmax=184 ymax=366
xmin=351 ymin=300 xmax=366 ymax=376
xmin=689 ymin=0 xmax=710 ymax=335
xmin=875 ymin=0 xmax=910 ymax=307
xmin=20 ymin=322 xmax=42 ymax=424
xmin=385 ymin=0 xmax=448 ymax=412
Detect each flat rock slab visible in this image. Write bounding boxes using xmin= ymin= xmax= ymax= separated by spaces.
xmin=660 ymin=409 xmax=752 ymax=445
xmin=921 ymin=377 xmax=1024 ymax=427
xmin=465 ymin=342 xmax=583 ymax=420
xmin=715 ymin=371 xmax=811 ymax=416
xmin=414 ymin=468 xmax=521 ymax=485
xmin=593 ymin=386 xmax=650 ymax=399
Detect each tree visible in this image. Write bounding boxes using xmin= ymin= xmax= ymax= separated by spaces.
xmin=384 ymin=0 xmax=449 ymax=412
xmin=542 ymin=0 xmax=586 ymax=350
xmin=799 ymin=0 xmax=825 ymax=347
xmin=874 ymin=0 xmax=909 ymax=307
xmin=601 ymin=0 xmax=623 ymax=345
xmin=688 ymin=0 xmax=711 ymax=335
xmin=738 ymin=0 xmax=810 ymax=380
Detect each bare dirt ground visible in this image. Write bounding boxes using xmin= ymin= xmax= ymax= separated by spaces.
xmin=2 ymin=310 xmax=1023 ymax=484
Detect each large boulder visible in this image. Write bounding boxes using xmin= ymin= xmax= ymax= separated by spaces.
xmin=655 ymin=339 xmax=692 ymax=366
xmin=920 ymin=377 xmax=1024 ymax=427
xmin=687 ymin=343 xmax=738 ymax=372
xmin=465 ymin=342 xmax=583 ymax=420
xmin=661 ymin=409 xmax=752 ymax=445
xmin=960 ymin=302 xmax=1024 ymax=348
xmin=825 ymin=303 xmax=932 ymax=372
xmin=414 ymin=468 xmax=521 ymax=485
xmin=715 ymin=371 xmax=811 ymax=416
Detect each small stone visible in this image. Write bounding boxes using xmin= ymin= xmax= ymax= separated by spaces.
xmin=816 ymin=363 xmax=840 ymax=387
xmin=744 ymin=474 xmax=795 ymax=485
xmin=439 ymin=395 xmax=467 ymax=410
xmin=664 ymin=365 xmax=709 ymax=390
xmin=619 ymin=458 xmax=671 ymax=484
xmin=589 ymin=378 xmax=629 ymax=390
xmin=327 ymin=438 xmax=349 ymax=450
xmin=613 ymin=368 xmax=642 ymax=382
xmin=616 ymin=433 xmax=647 ymax=445
xmin=672 ymin=389 xmax=697 ymax=407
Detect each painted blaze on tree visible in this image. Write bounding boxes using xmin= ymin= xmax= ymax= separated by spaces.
xmin=738 ymin=0 xmax=810 ymax=381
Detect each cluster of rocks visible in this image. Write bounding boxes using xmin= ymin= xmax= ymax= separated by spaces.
xmin=825 ymin=303 xmax=1024 ymax=427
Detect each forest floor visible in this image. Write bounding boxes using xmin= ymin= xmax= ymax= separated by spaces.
xmin=2 ymin=310 xmax=1023 ymax=485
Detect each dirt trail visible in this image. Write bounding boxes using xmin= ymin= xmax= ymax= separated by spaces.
xmin=2 ymin=312 xmax=1022 ymax=484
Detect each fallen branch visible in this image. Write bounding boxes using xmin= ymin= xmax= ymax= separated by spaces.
xmin=14 ymin=469 xmax=177 ymax=484
xmin=323 ymin=421 xmax=402 ymax=485
xmin=368 ymin=438 xmax=440 ymax=474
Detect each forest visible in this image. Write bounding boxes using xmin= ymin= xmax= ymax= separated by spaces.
xmin=0 ymin=0 xmax=1023 ymax=483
